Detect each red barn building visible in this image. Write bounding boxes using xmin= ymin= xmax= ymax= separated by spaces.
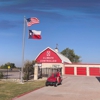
xmin=35 ymin=47 xmax=100 ymax=76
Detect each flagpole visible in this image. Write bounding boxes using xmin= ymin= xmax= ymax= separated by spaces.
xmin=21 ymin=16 xmax=26 ymax=83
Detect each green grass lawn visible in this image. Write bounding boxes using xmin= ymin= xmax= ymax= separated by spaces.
xmin=0 ymin=80 xmax=46 ymax=100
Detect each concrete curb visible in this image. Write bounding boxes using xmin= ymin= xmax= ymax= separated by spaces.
xmin=12 ymin=86 xmax=45 ymax=100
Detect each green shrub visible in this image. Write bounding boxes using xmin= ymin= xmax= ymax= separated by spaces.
xmin=23 ymin=73 xmax=29 ymax=81
xmin=0 ymin=72 xmax=3 ymax=79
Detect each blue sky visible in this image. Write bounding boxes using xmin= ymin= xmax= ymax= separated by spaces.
xmin=0 ymin=0 xmax=100 ymax=67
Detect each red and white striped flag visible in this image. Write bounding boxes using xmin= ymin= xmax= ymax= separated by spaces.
xmin=26 ymin=17 xmax=39 ymax=26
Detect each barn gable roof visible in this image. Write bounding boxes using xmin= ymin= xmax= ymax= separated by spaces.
xmin=35 ymin=47 xmax=72 ymax=64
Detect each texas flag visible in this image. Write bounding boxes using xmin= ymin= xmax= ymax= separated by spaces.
xmin=29 ymin=30 xmax=41 ymax=39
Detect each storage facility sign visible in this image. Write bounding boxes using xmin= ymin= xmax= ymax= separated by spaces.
xmin=36 ymin=48 xmax=62 ymax=63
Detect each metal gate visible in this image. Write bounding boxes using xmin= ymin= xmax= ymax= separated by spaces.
xmin=0 ymin=69 xmax=21 ymax=79
xmin=38 ymin=67 xmax=62 ymax=78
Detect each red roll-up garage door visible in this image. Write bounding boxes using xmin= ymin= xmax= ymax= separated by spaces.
xmin=89 ymin=67 xmax=100 ymax=76
xmin=65 ymin=67 xmax=74 ymax=75
xmin=77 ymin=67 xmax=86 ymax=75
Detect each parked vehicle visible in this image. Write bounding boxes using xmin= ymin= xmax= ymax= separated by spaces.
xmin=45 ymin=73 xmax=62 ymax=87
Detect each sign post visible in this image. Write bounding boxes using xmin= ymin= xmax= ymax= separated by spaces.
xmin=7 ymin=66 xmax=10 ymax=79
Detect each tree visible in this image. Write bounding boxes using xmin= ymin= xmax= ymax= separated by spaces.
xmin=23 ymin=60 xmax=36 ymax=80
xmin=61 ymin=48 xmax=81 ymax=63
xmin=0 ymin=62 xmax=16 ymax=69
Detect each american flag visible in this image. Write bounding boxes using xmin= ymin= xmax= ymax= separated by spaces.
xmin=26 ymin=17 xmax=39 ymax=26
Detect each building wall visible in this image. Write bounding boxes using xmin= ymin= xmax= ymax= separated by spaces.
xmin=35 ymin=47 xmax=100 ymax=77
xmin=64 ymin=64 xmax=100 ymax=76
xmin=36 ymin=48 xmax=62 ymax=63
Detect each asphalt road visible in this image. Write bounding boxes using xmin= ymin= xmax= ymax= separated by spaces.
xmin=12 ymin=75 xmax=100 ymax=100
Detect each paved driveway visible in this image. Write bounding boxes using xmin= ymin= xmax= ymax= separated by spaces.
xmin=13 ymin=75 xmax=100 ymax=100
